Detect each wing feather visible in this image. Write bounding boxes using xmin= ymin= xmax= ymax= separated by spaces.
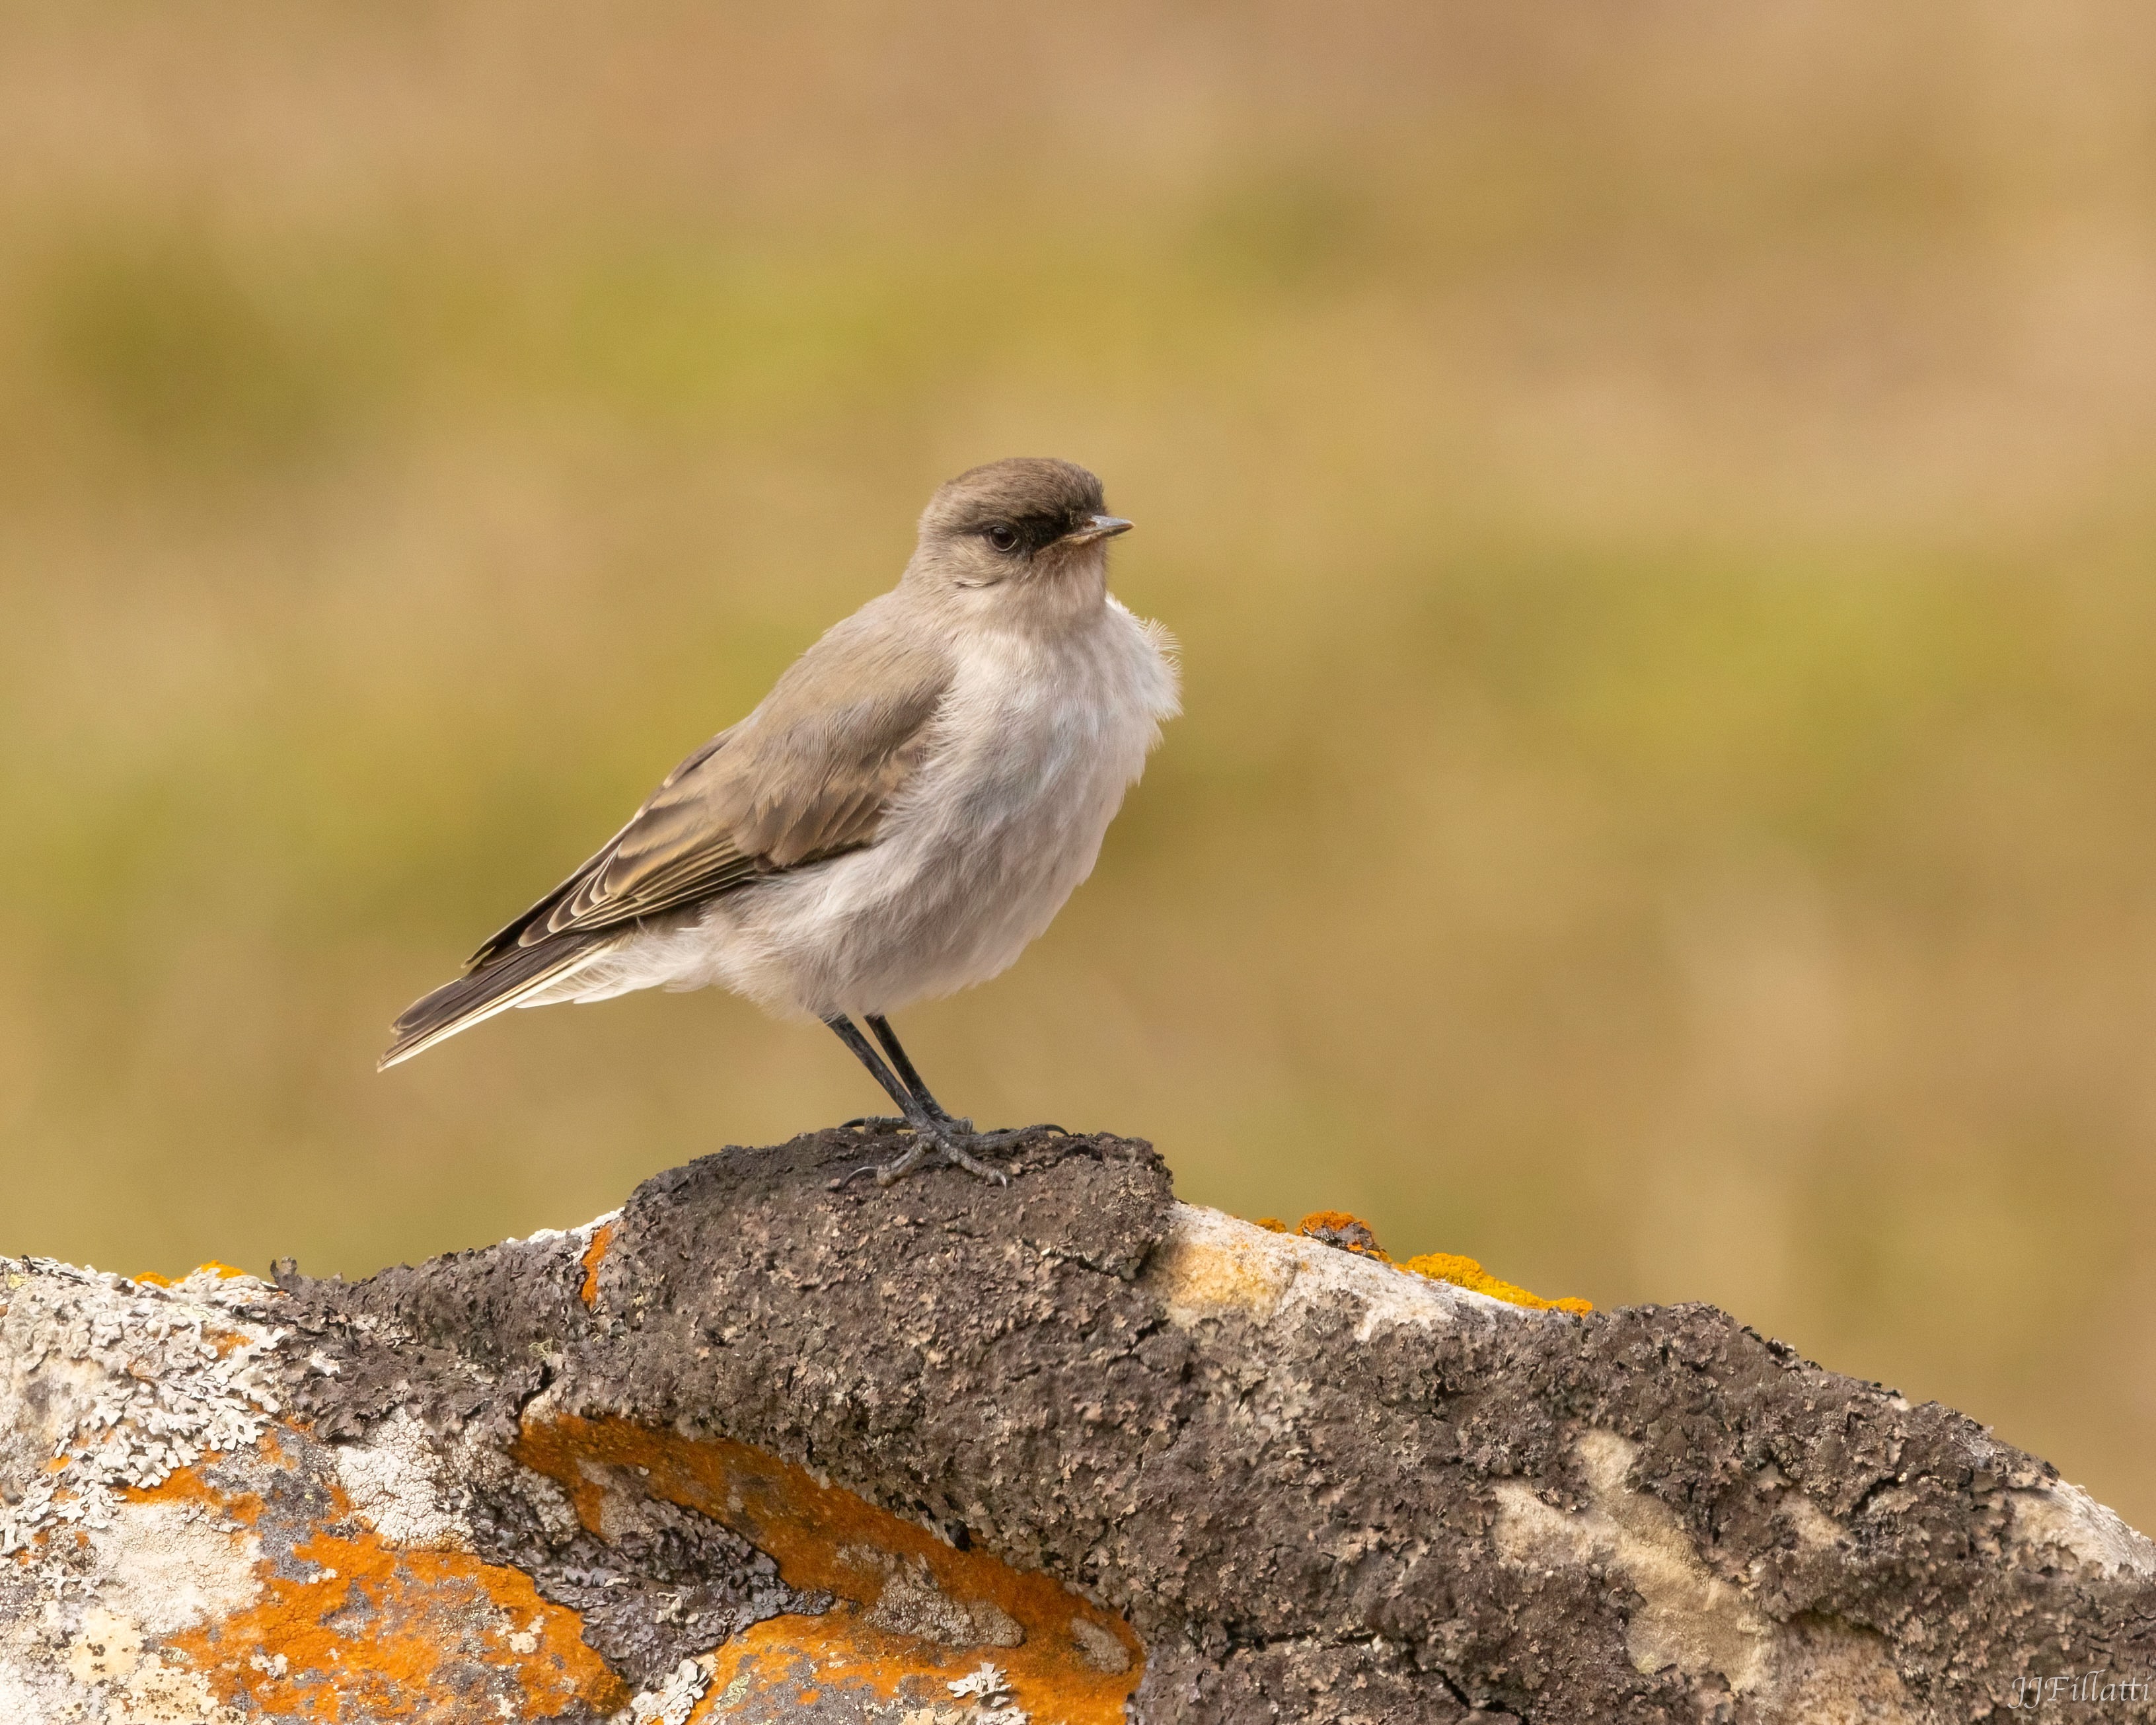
xmin=463 ymin=603 xmax=951 ymax=968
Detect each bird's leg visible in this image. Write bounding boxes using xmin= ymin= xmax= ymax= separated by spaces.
xmin=823 ymin=1015 xmax=1008 ymax=1186
xmin=864 ymin=1015 xmax=969 ymax=1130
xmin=864 ymin=1014 xmax=1072 ymax=1149
xmin=824 ymin=1016 xmax=937 ymax=1179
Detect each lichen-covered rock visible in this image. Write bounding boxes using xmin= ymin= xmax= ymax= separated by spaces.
xmin=5 ymin=1128 xmax=2153 ymax=1722
xmin=0 ymin=1257 xmax=629 ymax=1724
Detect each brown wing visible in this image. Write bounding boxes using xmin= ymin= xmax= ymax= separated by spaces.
xmin=465 ymin=607 xmax=952 ymax=968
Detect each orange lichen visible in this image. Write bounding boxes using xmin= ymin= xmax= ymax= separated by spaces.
xmin=131 ymin=1262 xmax=253 ymax=1288
xmin=1401 ymin=1252 xmax=1593 ymax=1315
xmin=695 ymin=1605 xmax=1099 ymax=1720
xmin=515 ymin=1413 xmax=1142 ymax=1722
xmin=153 ymin=1467 xmax=628 ymax=1722
xmin=1244 ymin=1208 xmax=1592 ymax=1313
xmin=578 ymin=1223 xmax=615 ymax=1308
xmin=128 ymin=1463 xmax=256 ymax=1521
xmin=1292 ymin=1211 xmax=1389 ymax=1258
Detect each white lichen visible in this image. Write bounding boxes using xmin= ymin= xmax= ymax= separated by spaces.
xmin=946 ymin=1660 xmax=1028 ymax=1718
xmin=0 ymin=1258 xmax=282 ymax=1560
xmin=1148 ymin=1204 xmax=1532 ymax=1342
xmin=1494 ymin=1428 xmax=1915 ymax=1719
xmin=1 ymin=1256 xmax=280 ymax=1724
xmin=332 ymin=1407 xmax=474 ymax=1552
xmin=87 ymin=1496 xmax=262 ymax=1636
xmin=2010 ymin=1479 xmax=2156 ymax=1578
xmin=947 ymin=1662 xmax=1012 ymax=1699
xmin=615 ymin=1654 xmax=712 ymax=1725
xmin=515 ymin=1209 xmax=620 ymax=1250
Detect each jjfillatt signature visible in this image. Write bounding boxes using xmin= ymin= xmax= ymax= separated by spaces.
xmin=2008 ymin=1670 xmax=2151 ymax=1708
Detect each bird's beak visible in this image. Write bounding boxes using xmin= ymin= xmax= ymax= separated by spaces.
xmin=1062 ymin=514 xmax=1134 ymax=547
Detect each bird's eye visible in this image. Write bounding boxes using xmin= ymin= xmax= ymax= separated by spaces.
xmin=985 ymin=523 xmax=1020 ymax=553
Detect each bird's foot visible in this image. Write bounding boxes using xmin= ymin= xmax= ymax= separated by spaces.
xmin=965 ymin=1122 xmax=1069 ymax=1149
xmin=827 ymin=1119 xmax=1010 ymax=1190
xmin=842 ymin=1106 xmax=973 ymax=1133
xmin=916 ymin=1128 xmax=1010 ymax=1186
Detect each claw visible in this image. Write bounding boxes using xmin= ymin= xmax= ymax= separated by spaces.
xmin=868 ymin=1134 xmax=937 ymax=1186
xmin=930 ymin=1133 xmax=1011 ymax=1184
xmin=836 ymin=1123 xmax=1012 ymax=1188
xmin=965 ymin=1123 xmax=1068 ymax=1151
xmin=829 ymin=1107 xmax=1013 ymax=1188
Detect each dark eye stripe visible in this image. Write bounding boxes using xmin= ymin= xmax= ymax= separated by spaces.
xmin=979 ymin=513 xmax=1068 ymax=555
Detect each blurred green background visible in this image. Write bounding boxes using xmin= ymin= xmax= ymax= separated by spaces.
xmin=4 ymin=2 xmax=2154 ymax=1525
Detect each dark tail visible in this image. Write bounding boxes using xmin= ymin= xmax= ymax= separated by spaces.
xmin=378 ymin=935 xmax=609 ymax=1071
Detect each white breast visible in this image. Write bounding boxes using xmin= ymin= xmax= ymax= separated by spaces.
xmin=683 ymin=597 xmax=1178 ymax=1019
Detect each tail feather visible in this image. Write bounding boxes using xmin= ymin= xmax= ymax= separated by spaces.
xmin=379 ymin=935 xmax=613 ymax=1071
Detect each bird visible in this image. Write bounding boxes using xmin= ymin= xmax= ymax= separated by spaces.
xmin=379 ymin=457 xmax=1179 ymax=1186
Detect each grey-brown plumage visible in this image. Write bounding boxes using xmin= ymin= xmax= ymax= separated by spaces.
xmin=381 ymin=623 xmax=948 ymax=1064
xmin=382 ymin=458 xmax=1179 ymax=1184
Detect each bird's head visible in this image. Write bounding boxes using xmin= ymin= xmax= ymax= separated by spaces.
xmin=910 ymin=458 xmax=1133 ymax=610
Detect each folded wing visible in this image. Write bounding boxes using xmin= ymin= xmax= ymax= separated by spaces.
xmin=381 ymin=608 xmax=953 ymax=1067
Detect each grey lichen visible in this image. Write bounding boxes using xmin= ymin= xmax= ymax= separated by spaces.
xmin=0 ymin=1258 xmax=281 ymax=1560
xmin=0 ymin=1258 xmax=283 ymax=1725
xmin=855 ymin=1549 xmax=1023 ymax=1648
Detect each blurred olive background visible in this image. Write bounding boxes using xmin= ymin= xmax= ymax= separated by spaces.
xmin=4 ymin=2 xmax=2155 ymax=1523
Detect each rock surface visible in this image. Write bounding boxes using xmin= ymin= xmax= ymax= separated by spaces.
xmin=4 ymin=1126 xmax=2153 ymax=1722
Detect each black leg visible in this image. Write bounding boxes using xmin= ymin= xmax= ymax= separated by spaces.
xmin=861 ymin=1013 xmax=1071 ymax=1146
xmin=825 ymin=1014 xmax=912 ymax=1114
xmin=823 ymin=1015 xmax=1008 ymax=1187
xmin=865 ymin=1015 xmax=965 ymax=1126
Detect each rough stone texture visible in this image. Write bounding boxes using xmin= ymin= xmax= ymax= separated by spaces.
xmin=0 ymin=1258 xmax=632 ymax=1722
xmin=6 ymin=1126 xmax=2155 ymax=1722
